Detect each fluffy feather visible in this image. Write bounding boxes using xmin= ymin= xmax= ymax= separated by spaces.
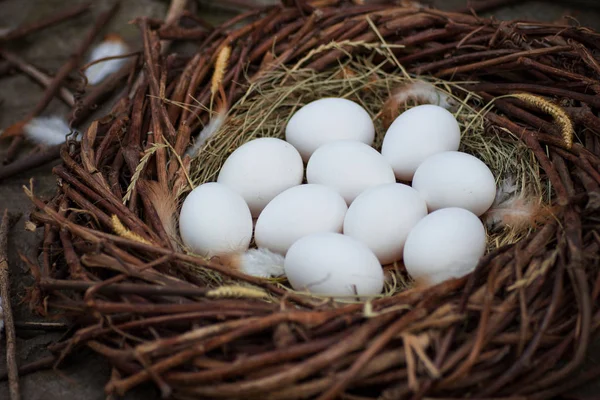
xmin=140 ymin=181 xmax=179 ymax=250
xmin=223 ymin=248 xmax=285 ymax=278
xmin=185 ymin=104 xmax=227 ymax=157
xmin=483 ymin=177 xmax=547 ymax=232
xmin=382 ymin=80 xmax=458 ymax=129
xmin=23 ymin=116 xmax=76 ymax=146
xmin=85 ymin=34 xmax=129 ymax=86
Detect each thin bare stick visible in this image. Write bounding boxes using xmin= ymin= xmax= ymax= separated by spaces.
xmin=0 ymin=355 xmax=56 ymax=382
xmin=0 ymin=2 xmax=92 ymax=42
xmin=128 ymin=0 xmax=188 ymax=98
xmin=0 ymin=145 xmax=62 ymax=182
xmin=0 ymin=49 xmax=75 ymax=107
xmin=161 ymin=0 xmax=189 ymax=54
xmin=0 ymin=210 xmax=19 ymax=400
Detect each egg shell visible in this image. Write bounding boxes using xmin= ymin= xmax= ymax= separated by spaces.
xmin=381 ymin=104 xmax=461 ymax=181
xmin=412 ymin=151 xmax=496 ymax=216
xmin=403 ymin=207 xmax=486 ymax=287
xmin=217 ymin=138 xmax=304 ymax=217
xmin=285 ymin=98 xmax=375 ymax=162
xmin=285 ymin=232 xmax=384 ymax=298
xmin=306 ymin=140 xmax=396 ymax=204
xmin=255 ymin=184 xmax=348 ymax=256
xmin=343 ymin=183 xmax=427 ymax=264
xmin=179 ymin=182 xmax=253 ymax=257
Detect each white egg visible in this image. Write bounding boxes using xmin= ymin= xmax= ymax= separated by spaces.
xmin=403 ymin=207 xmax=486 ymax=287
xmin=179 ymin=183 xmax=253 ymax=257
xmin=306 ymin=141 xmax=395 ymax=204
xmin=285 ymin=98 xmax=375 ymax=162
xmin=255 ymin=184 xmax=348 ymax=256
xmin=285 ymin=232 xmax=384 ymax=298
xmin=412 ymin=151 xmax=496 ymax=216
xmin=381 ymin=104 xmax=461 ymax=181
xmin=343 ymin=183 xmax=427 ymax=264
xmin=217 ymin=138 xmax=304 ymax=217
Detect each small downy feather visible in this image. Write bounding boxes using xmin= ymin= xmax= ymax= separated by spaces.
xmin=23 ymin=116 xmax=76 ymax=146
xmin=483 ymin=177 xmax=547 ymax=232
xmin=382 ymin=80 xmax=457 ymax=129
xmin=85 ymin=34 xmax=129 ymax=86
xmin=185 ymin=100 xmax=227 ymax=157
xmin=141 ymin=181 xmax=179 ymax=250
xmin=222 ymin=248 xmax=285 ymax=278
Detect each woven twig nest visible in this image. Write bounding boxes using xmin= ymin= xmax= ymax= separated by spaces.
xmin=26 ymin=1 xmax=600 ymax=399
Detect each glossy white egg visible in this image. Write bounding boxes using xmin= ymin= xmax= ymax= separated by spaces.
xmin=217 ymin=138 xmax=304 ymax=217
xmin=381 ymin=104 xmax=461 ymax=181
xmin=285 ymin=232 xmax=384 ymax=298
xmin=412 ymin=151 xmax=496 ymax=216
xmin=403 ymin=207 xmax=486 ymax=287
xmin=343 ymin=183 xmax=427 ymax=264
xmin=179 ymin=183 xmax=253 ymax=257
xmin=255 ymin=184 xmax=348 ymax=256
xmin=285 ymin=98 xmax=375 ymax=162
xmin=306 ymin=141 xmax=395 ymax=204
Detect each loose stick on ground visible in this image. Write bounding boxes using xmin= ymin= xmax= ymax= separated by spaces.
xmin=0 ymin=2 xmax=92 ymax=42
xmin=0 ymin=210 xmax=19 ymax=400
xmin=0 ymin=355 xmax=57 ymax=382
xmin=0 ymin=50 xmax=75 ymax=107
xmin=0 ymin=145 xmax=62 ymax=182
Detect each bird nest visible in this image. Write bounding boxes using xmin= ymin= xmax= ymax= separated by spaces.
xmin=25 ymin=1 xmax=600 ymax=399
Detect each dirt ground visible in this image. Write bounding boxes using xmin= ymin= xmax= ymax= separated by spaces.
xmin=1 ymin=1 xmax=600 ymax=399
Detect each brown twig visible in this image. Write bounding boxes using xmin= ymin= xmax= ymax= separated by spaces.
xmin=0 ymin=355 xmax=56 ymax=382
xmin=0 ymin=210 xmax=19 ymax=400
xmin=14 ymin=321 xmax=69 ymax=332
xmin=0 ymin=50 xmax=75 ymax=107
xmin=128 ymin=0 xmax=189 ymax=98
xmin=0 ymin=2 xmax=92 ymax=42
xmin=0 ymin=145 xmax=62 ymax=182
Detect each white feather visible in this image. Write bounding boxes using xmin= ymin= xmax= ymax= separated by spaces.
xmin=185 ymin=110 xmax=226 ymax=157
xmin=493 ymin=176 xmax=519 ymax=205
xmin=238 ymin=248 xmax=285 ymax=278
xmin=484 ymin=176 xmax=541 ymax=231
xmin=23 ymin=116 xmax=77 ymax=146
xmin=85 ymin=38 xmax=129 ymax=85
xmin=393 ymin=81 xmax=457 ymax=111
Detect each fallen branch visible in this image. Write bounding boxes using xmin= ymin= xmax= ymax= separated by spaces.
xmin=0 ymin=50 xmax=75 ymax=107
xmin=0 ymin=145 xmax=62 ymax=182
xmin=0 ymin=210 xmax=19 ymax=400
xmin=0 ymin=2 xmax=92 ymax=42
